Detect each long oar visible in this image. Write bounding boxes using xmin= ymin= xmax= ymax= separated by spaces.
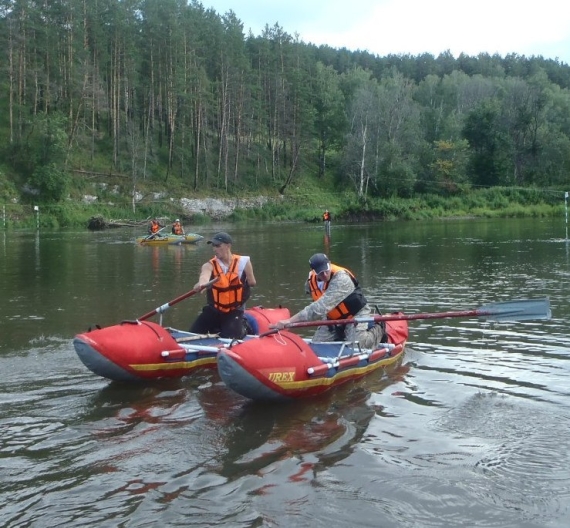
xmin=138 ymin=277 xmax=219 ymax=322
xmin=144 ymin=225 xmax=168 ymax=241
xmin=277 ymin=298 xmax=551 ymax=331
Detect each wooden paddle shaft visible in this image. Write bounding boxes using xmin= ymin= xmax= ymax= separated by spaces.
xmin=138 ymin=277 xmax=219 ymax=321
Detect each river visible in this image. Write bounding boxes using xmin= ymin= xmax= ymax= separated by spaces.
xmin=1 ymin=217 xmax=569 ymax=527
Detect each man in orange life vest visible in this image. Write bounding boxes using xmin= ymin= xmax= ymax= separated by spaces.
xmin=190 ymin=232 xmax=257 ymax=338
xmin=148 ymin=218 xmax=162 ymax=235
xmin=171 ymin=219 xmax=185 ymax=235
xmin=271 ymin=253 xmax=385 ymax=347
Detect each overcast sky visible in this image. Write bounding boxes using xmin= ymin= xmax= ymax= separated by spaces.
xmin=201 ymin=0 xmax=570 ymax=65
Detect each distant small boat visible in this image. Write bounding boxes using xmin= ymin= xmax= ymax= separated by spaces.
xmin=136 ymin=233 xmax=203 ymax=245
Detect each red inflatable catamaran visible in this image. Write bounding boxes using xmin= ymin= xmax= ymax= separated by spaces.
xmin=217 ymin=318 xmax=409 ymax=401
xmin=74 ymin=280 xmax=549 ymax=403
xmin=73 ymin=278 xmax=290 ymax=382
xmin=73 ymin=305 xmax=290 ymax=382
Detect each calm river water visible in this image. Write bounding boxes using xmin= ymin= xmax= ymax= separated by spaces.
xmin=1 ymin=217 xmax=569 ymax=527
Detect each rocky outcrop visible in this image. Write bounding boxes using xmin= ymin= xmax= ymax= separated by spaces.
xmin=179 ymin=196 xmax=269 ymax=219
xmin=83 ymin=195 xmax=271 ymax=226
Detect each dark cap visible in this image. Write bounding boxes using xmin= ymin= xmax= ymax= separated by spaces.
xmin=309 ymin=253 xmax=330 ymax=274
xmin=207 ymin=232 xmax=233 ymax=245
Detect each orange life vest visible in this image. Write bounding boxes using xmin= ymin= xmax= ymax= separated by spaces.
xmin=207 ymin=255 xmax=250 ymax=312
xmin=323 ymin=211 xmax=331 ymax=221
xmin=172 ymin=222 xmax=183 ymax=235
xmin=150 ymin=221 xmax=160 ymax=233
xmin=307 ymin=264 xmax=366 ymax=320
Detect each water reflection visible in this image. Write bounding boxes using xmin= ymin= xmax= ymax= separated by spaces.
xmin=85 ymin=379 xmax=191 ymax=423
xmin=195 ymin=362 xmax=412 ymax=485
xmin=323 ymin=232 xmax=331 ymax=253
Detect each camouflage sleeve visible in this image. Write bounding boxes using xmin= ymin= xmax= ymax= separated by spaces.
xmin=297 ymin=271 xmax=355 ymax=321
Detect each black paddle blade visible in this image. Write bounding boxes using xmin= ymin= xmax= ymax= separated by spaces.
xmin=478 ymin=298 xmax=551 ymax=322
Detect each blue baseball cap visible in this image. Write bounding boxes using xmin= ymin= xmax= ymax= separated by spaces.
xmin=309 ymin=253 xmax=330 ymax=274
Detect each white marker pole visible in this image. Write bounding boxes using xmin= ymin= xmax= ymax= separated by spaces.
xmin=564 ymin=191 xmax=568 ymax=240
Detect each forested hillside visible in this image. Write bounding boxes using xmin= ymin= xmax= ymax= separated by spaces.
xmin=1 ymin=0 xmax=570 ymax=207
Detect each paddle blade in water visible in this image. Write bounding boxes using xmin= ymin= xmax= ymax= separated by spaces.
xmin=478 ymin=298 xmax=551 ymax=322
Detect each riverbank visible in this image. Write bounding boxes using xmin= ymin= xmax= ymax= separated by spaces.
xmin=1 ymin=186 xmax=566 ymax=229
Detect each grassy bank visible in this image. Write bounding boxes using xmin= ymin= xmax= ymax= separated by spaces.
xmin=1 ymin=186 xmax=566 ymax=230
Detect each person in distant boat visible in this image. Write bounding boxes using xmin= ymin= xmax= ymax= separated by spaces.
xmin=148 ymin=218 xmax=162 ymax=236
xmin=270 ymin=253 xmax=386 ymax=348
xmin=171 ymin=218 xmax=185 ymax=235
xmin=190 ymin=232 xmax=257 ymax=339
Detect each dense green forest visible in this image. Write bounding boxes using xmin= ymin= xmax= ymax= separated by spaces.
xmin=1 ymin=0 xmax=570 ymax=219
